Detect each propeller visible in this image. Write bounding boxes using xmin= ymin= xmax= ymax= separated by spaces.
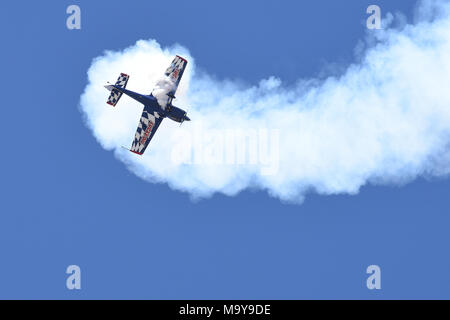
xmin=180 ymin=109 xmax=189 ymax=126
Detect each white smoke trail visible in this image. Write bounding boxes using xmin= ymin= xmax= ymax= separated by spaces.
xmin=80 ymin=0 xmax=450 ymax=202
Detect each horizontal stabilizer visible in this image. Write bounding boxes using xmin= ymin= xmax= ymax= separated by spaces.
xmin=106 ymin=73 xmax=129 ymax=107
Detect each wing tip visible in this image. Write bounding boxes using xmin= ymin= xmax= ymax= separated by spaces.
xmin=176 ymin=55 xmax=187 ymax=63
xmin=121 ymin=146 xmax=143 ymax=155
xmin=129 ymin=150 xmax=143 ymax=155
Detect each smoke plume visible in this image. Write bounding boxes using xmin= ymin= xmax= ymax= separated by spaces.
xmin=80 ymin=0 xmax=450 ymax=202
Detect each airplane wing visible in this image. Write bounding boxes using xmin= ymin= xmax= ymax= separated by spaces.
xmin=151 ymin=55 xmax=188 ymax=107
xmin=129 ymin=105 xmax=163 ymax=155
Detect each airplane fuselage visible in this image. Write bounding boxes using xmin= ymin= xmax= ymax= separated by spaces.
xmin=111 ymin=85 xmax=190 ymax=123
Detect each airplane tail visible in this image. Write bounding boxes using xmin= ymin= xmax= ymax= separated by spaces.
xmin=105 ymin=73 xmax=129 ymax=106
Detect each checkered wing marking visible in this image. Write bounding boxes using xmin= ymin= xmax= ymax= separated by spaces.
xmin=164 ymin=56 xmax=187 ymax=104
xmin=129 ymin=107 xmax=163 ymax=155
xmin=107 ymin=73 xmax=129 ymax=107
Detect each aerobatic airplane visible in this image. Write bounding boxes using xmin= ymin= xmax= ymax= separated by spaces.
xmin=104 ymin=55 xmax=190 ymax=155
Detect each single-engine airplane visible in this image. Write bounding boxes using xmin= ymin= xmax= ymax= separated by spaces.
xmin=104 ymin=55 xmax=190 ymax=155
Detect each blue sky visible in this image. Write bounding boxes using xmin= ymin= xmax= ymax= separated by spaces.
xmin=1 ymin=0 xmax=449 ymax=299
